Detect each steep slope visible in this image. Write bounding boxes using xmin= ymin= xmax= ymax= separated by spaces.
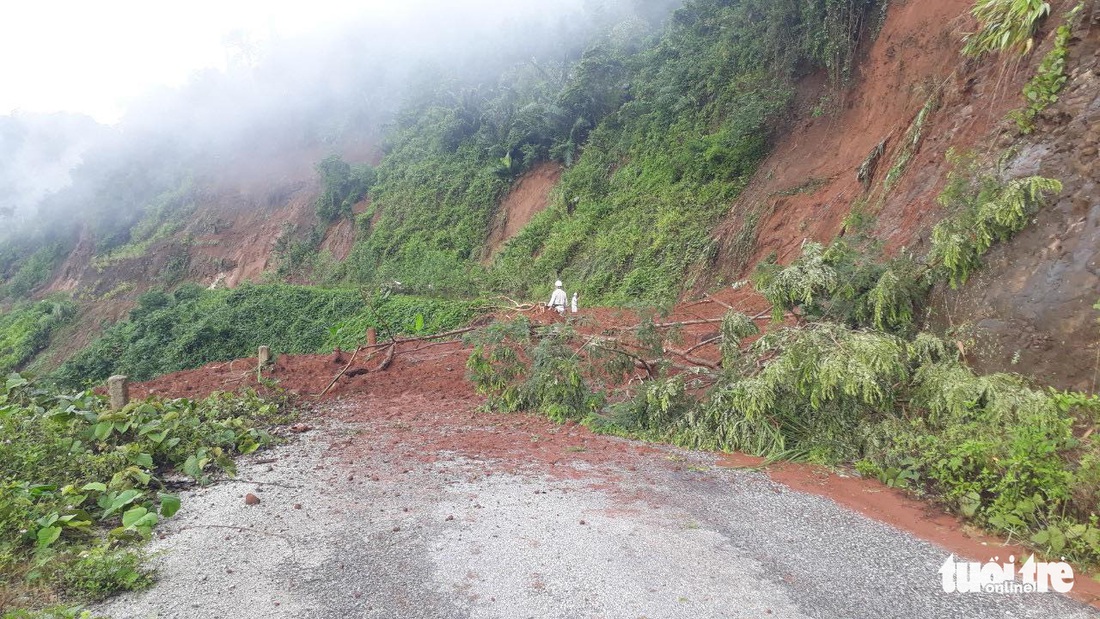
xmin=483 ymin=161 xmax=562 ymax=261
xmin=708 ymin=0 xmax=1098 ymax=389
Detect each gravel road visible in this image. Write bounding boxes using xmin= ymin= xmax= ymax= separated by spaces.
xmin=97 ymin=410 xmax=1099 ymax=619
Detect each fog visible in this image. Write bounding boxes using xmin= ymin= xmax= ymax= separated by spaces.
xmin=0 ymin=0 xmax=681 ymax=237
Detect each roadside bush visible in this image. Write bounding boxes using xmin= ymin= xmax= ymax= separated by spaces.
xmin=52 ymin=284 xmax=481 ymax=387
xmin=0 ymin=374 xmax=292 ymax=612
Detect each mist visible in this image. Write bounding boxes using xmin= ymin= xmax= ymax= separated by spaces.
xmin=0 ymin=0 xmax=682 ymax=250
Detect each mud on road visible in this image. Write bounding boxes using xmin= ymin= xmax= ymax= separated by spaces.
xmin=98 ymin=385 xmax=1098 ymax=618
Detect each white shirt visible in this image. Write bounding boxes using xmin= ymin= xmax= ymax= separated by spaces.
xmin=548 ymin=288 xmax=567 ymax=308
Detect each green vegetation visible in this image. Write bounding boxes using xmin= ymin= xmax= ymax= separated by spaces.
xmin=0 ymin=374 xmax=292 ymax=614
xmin=88 ymin=181 xmax=196 ymax=270
xmin=0 ymin=246 xmax=68 ymax=301
xmin=0 ymin=299 xmax=76 ymax=376
xmin=52 ymin=284 xmax=479 ymax=387
xmin=927 ymin=152 xmax=1061 ymax=287
xmin=963 ymin=0 xmax=1053 ymax=57
xmin=1009 ymin=5 xmax=1079 ymax=133
xmin=346 ymin=0 xmax=887 ymax=304
xmin=467 ymin=160 xmax=1093 ymax=564
xmin=315 ymin=155 xmax=376 ymax=223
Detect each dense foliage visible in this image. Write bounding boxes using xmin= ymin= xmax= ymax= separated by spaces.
xmin=52 ymin=284 xmax=479 ymax=387
xmin=0 ymin=375 xmax=292 ymax=613
xmin=0 ymin=299 xmax=75 ymax=375
xmin=346 ymin=0 xmax=887 ymax=304
xmin=314 ymin=155 xmax=375 ymax=223
xmin=1009 ymin=5 xmax=1079 ymax=133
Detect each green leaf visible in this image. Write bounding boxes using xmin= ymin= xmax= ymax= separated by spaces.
xmin=159 ymin=493 xmax=181 ymax=518
xmin=93 ymin=421 xmax=113 ymax=441
xmin=102 ymin=489 xmax=143 ymax=518
xmin=959 ymin=491 xmax=982 ymax=518
xmin=1049 ymin=527 xmax=1066 ymax=553
xmin=122 ymin=506 xmax=149 ymax=528
xmin=36 ymin=526 xmax=62 ymax=548
xmin=132 ymin=452 xmax=154 ymax=468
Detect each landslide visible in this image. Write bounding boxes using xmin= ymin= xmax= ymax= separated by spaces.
xmin=707 ymin=0 xmax=1099 ymax=390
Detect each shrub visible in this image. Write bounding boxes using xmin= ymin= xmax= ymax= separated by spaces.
xmin=0 ymin=375 xmax=291 ymax=611
xmin=928 ymin=156 xmax=1061 ymax=287
xmin=1010 ymin=10 xmax=1076 ymax=133
xmin=963 ymin=0 xmax=1053 ymax=57
xmin=0 ymin=298 xmax=76 ymax=375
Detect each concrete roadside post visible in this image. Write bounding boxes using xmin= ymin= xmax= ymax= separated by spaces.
xmin=107 ymin=375 xmax=129 ymax=411
xmin=258 ymin=346 xmax=271 ymax=382
xmin=367 ymin=327 xmax=377 ymax=346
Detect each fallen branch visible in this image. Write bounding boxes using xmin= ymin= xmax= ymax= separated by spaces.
xmin=666 ymin=348 xmax=721 ymax=370
xmin=316 ymin=346 xmax=363 ymax=399
xmin=684 ymin=336 xmax=722 ymax=355
xmin=377 ymin=342 xmax=397 ymax=371
xmin=590 ymin=342 xmax=656 ymax=379
xmin=357 ymin=326 xmax=478 ymax=352
xmin=653 ymin=317 xmax=726 ymax=328
xmin=703 ymin=293 xmax=734 ymax=310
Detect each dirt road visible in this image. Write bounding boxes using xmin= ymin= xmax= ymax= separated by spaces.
xmin=97 ymin=388 xmax=1098 ymax=619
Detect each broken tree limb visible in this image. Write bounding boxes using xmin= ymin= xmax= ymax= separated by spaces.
xmin=666 ymin=348 xmax=721 ymax=370
xmin=377 ymin=342 xmax=396 ymax=371
xmin=589 ymin=342 xmax=656 ymax=379
xmin=684 ymin=335 xmax=723 ymax=355
xmin=316 ymin=346 xmax=364 ymax=399
xmin=356 ymin=326 xmax=479 ymax=353
xmin=703 ymin=293 xmax=734 ymax=310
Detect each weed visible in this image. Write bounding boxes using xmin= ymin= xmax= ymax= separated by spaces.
xmin=1009 ymin=6 xmax=1079 ymax=134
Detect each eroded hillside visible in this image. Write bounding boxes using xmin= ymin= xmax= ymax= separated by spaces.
xmin=0 ymin=0 xmax=1096 ymax=391
xmin=705 ymin=0 xmax=1099 ymax=389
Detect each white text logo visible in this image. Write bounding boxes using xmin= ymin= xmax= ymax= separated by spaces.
xmin=939 ymin=554 xmax=1074 ymax=594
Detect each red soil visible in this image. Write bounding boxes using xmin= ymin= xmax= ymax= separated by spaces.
xmin=129 ymin=291 xmax=1100 ymax=609
xmin=712 ymin=0 xmax=1034 ymax=279
xmin=483 ymin=162 xmax=562 ymax=260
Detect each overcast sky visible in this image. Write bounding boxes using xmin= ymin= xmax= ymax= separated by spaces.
xmin=0 ymin=0 xmax=570 ymax=124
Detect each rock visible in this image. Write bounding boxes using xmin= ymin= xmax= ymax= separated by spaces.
xmin=290 ymin=423 xmax=312 ymax=434
xmin=245 ymin=493 xmax=261 ymax=506
xmin=293 ymin=503 xmax=302 ymax=510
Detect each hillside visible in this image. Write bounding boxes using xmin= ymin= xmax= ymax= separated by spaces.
xmin=3 ymin=1 xmax=1100 ymax=613
xmin=0 ymin=0 xmax=1093 ymax=388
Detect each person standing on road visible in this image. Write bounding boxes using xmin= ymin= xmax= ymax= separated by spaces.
xmin=547 ymin=280 xmax=568 ymax=315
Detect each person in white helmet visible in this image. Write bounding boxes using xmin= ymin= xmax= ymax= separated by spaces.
xmin=547 ymin=280 xmax=568 ymax=315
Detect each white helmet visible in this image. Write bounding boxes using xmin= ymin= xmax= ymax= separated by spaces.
xmin=555 ymin=280 xmax=563 ymax=287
